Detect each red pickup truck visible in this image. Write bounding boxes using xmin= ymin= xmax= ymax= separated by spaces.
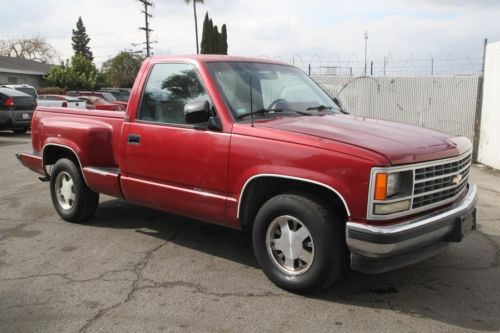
xmin=17 ymin=55 xmax=477 ymax=293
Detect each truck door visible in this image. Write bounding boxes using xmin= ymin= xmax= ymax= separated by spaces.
xmin=121 ymin=63 xmax=230 ymax=224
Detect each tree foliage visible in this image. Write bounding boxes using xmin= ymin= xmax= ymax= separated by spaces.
xmin=102 ymin=50 xmax=144 ymax=88
xmin=0 ymin=37 xmax=57 ymax=63
xmin=220 ymin=24 xmax=228 ymax=55
xmin=161 ymin=69 xmax=202 ymax=99
xmin=45 ymin=53 xmax=106 ymax=90
xmin=71 ymin=17 xmax=93 ymax=61
xmin=200 ymin=12 xmax=228 ymax=55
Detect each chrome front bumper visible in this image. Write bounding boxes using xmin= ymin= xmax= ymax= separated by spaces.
xmin=346 ymin=184 xmax=477 ymax=273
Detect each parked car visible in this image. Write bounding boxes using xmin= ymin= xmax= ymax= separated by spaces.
xmin=38 ymin=95 xmax=87 ymax=109
xmin=66 ymin=90 xmax=116 ymax=102
xmin=99 ymin=88 xmax=130 ymax=101
xmin=17 ymin=55 xmax=477 ymax=293
xmin=66 ymin=91 xmax=126 ymax=110
xmin=2 ymin=84 xmax=38 ymax=99
xmin=0 ymin=87 xmax=36 ymax=133
xmin=77 ymin=96 xmax=123 ymax=111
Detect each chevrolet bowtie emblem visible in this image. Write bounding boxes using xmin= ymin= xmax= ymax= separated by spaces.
xmin=452 ymin=174 xmax=463 ymax=185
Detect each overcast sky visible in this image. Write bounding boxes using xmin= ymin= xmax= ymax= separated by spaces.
xmin=1 ymin=0 xmax=498 ymax=71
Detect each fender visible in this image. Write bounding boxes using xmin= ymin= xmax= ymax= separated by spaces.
xmin=236 ymin=173 xmax=351 ymax=219
xmin=42 ymin=143 xmax=86 ymax=179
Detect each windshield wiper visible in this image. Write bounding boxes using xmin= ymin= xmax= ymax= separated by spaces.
xmin=306 ymin=105 xmax=333 ymax=111
xmin=237 ymin=108 xmax=283 ymax=119
xmin=237 ymin=107 xmax=316 ymax=119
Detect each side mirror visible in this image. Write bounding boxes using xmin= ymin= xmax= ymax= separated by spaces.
xmin=333 ymin=97 xmax=347 ymax=114
xmin=184 ymin=100 xmax=210 ymax=124
xmin=333 ymin=97 xmax=342 ymax=109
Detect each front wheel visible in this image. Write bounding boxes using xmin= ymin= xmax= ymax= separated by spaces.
xmin=252 ymin=193 xmax=347 ymax=293
xmin=50 ymin=158 xmax=99 ymax=223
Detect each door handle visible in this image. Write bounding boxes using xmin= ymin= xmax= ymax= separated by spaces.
xmin=127 ymin=134 xmax=141 ymax=144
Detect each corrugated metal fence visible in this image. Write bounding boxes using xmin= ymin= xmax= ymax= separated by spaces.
xmin=312 ymin=75 xmax=480 ymax=141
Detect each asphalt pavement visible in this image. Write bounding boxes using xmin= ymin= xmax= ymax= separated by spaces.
xmin=0 ymin=132 xmax=499 ymax=333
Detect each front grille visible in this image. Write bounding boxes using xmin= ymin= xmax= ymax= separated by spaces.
xmin=412 ymin=153 xmax=471 ymax=209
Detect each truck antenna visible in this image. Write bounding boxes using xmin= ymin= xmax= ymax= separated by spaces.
xmin=249 ymin=74 xmax=254 ymax=127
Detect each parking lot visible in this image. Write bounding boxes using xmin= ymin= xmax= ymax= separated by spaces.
xmin=0 ymin=132 xmax=499 ymax=333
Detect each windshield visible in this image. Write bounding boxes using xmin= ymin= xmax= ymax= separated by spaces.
xmin=206 ymin=62 xmax=338 ymax=120
xmin=16 ymin=87 xmax=37 ymax=98
xmin=101 ymin=92 xmax=117 ymax=101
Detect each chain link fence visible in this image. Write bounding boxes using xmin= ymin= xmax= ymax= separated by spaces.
xmin=312 ymin=75 xmax=480 ymax=141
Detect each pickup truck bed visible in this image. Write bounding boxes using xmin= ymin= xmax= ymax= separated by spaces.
xmin=30 ymin=107 xmax=125 ymax=198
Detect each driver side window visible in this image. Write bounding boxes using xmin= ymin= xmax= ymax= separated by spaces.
xmin=138 ymin=63 xmax=208 ymax=125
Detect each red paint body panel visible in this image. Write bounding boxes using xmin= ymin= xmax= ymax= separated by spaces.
xmin=82 ymin=167 xmax=123 ymax=199
xmin=18 ymin=152 xmax=44 ymax=175
xmin=120 ymin=122 xmax=230 ymax=224
xmin=95 ymin=103 xmax=123 ymax=111
xmin=23 ymin=55 xmax=472 ymax=229
xmin=256 ymin=115 xmax=471 ymax=165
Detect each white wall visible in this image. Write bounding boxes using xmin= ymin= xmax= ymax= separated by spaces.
xmin=478 ymin=41 xmax=500 ymax=170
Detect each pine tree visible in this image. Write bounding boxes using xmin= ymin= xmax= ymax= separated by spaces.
xmin=71 ymin=17 xmax=93 ymax=61
xmin=208 ymin=18 xmax=214 ymax=53
xmin=200 ymin=13 xmax=210 ymax=54
xmin=213 ymin=25 xmax=220 ymax=55
xmin=200 ymin=12 xmax=228 ymax=55
xmin=221 ymin=24 xmax=228 ymax=55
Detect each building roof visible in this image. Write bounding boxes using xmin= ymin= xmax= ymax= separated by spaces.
xmin=0 ymin=55 xmax=52 ymax=76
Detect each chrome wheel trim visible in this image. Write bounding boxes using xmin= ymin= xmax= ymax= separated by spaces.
xmin=55 ymin=171 xmax=75 ymax=211
xmin=265 ymin=215 xmax=315 ymax=276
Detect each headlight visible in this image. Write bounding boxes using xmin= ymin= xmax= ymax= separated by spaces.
xmin=374 ymin=199 xmax=411 ymax=215
xmin=371 ymin=170 xmax=413 ymax=217
xmin=374 ymin=172 xmax=402 ymax=200
xmin=387 ymin=173 xmax=401 ymax=197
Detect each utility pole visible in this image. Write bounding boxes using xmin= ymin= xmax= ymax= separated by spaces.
xmin=472 ymin=38 xmax=489 ymax=162
xmin=431 ymin=56 xmax=434 ymax=76
xmin=364 ymin=30 xmax=368 ymax=76
xmin=138 ymin=0 xmax=153 ymax=57
xmin=193 ymin=0 xmax=199 ymax=54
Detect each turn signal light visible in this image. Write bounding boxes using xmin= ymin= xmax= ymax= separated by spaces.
xmin=374 ymin=173 xmax=388 ymax=200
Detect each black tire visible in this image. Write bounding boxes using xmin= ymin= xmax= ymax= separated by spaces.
xmin=12 ymin=128 xmax=27 ymax=134
xmin=252 ymin=193 xmax=347 ymax=293
xmin=50 ymin=158 xmax=99 ymax=223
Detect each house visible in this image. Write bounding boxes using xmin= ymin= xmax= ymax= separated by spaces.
xmin=0 ymin=55 xmax=52 ymax=88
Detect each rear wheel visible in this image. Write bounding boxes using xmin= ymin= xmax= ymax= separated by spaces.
xmin=252 ymin=193 xmax=347 ymax=293
xmin=50 ymin=158 xmax=99 ymax=223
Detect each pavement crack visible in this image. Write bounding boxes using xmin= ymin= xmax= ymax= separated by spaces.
xmin=0 ymin=273 xmax=69 ymax=282
xmin=136 ymin=280 xmax=286 ymax=298
xmin=0 ymin=268 xmax=136 ymax=284
xmin=78 ymin=239 xmax=171 ymax=333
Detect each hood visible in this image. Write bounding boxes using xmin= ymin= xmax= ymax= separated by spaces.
xmin=256 ymin=114 xmax=471 ymax=165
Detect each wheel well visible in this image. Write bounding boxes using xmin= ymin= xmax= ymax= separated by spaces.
xmin=43 ymin=145 xmax=80 ymax=172
xmin=238 ymin=177 xmax=349 ymax=231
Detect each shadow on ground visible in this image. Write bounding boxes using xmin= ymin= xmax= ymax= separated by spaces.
xmin=87 ymin=198 xmax=500 ymax=331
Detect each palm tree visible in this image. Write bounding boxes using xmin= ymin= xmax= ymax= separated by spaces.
xmin=184 ymin=0 xmax=204 ymax=54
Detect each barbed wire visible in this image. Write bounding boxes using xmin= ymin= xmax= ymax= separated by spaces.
xmin=259 ymin=53 xmax=483 ymax=76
